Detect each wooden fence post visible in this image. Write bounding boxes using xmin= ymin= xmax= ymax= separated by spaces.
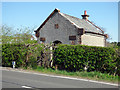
xmin=50 ymin=46 xmax=53 ymax=67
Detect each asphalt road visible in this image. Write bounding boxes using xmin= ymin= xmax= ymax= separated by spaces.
xmin=2 ymin=69 xmax=118 ymax=89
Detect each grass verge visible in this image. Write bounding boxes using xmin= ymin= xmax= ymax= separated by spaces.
xmin=21 ymin=66 xmax=119 ymax=84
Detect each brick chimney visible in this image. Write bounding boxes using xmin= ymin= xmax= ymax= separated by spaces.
xmin=81 ymin=10 xmax=89 ymax=20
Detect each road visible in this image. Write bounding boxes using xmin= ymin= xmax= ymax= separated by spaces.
xmin=1 ymin=69 xmax=119 ymax=89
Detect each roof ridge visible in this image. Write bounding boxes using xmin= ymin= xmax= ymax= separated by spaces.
xmin=35 ymin=8 xmax=105 ymax=35
xmin=35 ymin=8 xmax=60 ymax=32
xmin=60 ymin=12 xmax=82 ymax=20
xmin=59 ymin=12 xmax=81 ymax=28
xmin=60 ymin=12 xmax=104 ymax=34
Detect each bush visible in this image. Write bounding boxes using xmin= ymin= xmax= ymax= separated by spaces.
xmin=53 ymin=44 xmax=118 ymax=75
xmin=2 ymin=43 xmax=43 ymax=68
xmin=29 ymin=56 xmax=37 ymax=69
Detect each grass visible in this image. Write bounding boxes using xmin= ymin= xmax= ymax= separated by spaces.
xmin=21 ymin=66 xmax=119 ymax=84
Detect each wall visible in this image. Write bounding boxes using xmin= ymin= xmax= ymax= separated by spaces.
xmin=81 ymin=33 xmax=105 ymax=47
xmin=39 ymin=12 xmax=78 ymax=44
xmin=38 ymin=12 xmax=105 ymax=47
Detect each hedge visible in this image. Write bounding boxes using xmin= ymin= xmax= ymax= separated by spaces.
xmin=53 ymin=44 xmax=118 ymax=75
xmin=2 ymin=43 xmax=43 ymax=68
xmin=2 ymin=43 xmax=119 ymax=75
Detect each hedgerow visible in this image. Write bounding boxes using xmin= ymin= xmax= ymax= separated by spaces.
xmin=2 ymin=43 xmax=119 ymax=75
xmin=2 ymin=43 xmax=44 ymax=68
xmin=53 ymin=44 xmax=118 ymax=75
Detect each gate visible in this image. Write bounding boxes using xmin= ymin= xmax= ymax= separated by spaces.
xmin=37 ymin=44 xmax=54 ymax=68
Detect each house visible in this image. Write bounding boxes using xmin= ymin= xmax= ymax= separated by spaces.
xmin=34 ymin=8 xmax=108 ymax=47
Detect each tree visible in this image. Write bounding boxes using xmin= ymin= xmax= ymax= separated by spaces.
xmin=1 ymin=25 xmax=37 ymax=44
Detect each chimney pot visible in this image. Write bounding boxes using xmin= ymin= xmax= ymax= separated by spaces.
xmin=84 ymin=10 xmax=87 ymax=15
xmin=81 ymin=10 xmax=89 ymax=20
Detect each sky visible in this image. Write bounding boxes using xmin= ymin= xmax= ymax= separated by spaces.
xmin=2 ymin=2 xmax=118 ymax=42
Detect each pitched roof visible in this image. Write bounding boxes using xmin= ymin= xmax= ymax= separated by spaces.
xmin=35 ymin=8 xmax=60 ymax=32
xmin=35 ymin=8 xmax=107 ymax=36
xmin=60 ymin=13 xmax=103 ymax=34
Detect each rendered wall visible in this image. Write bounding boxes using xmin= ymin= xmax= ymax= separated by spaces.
xmin=39 ymin=12 xmax=78 ymax=44
xmin=81 ymin=33 xmax=105 ymax=47
xmin=38 ymin=12 xmax=105 ymax=47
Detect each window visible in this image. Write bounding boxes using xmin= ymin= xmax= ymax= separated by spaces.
xmin=69 ymin=36 xmax=76 ymax=40
xmin=55 ymin=24 xmax=59 ymax=29
xmin=69 ymin=36 xmax=76 ymax=45
xmin=40 ymin=37 xmax=45 ymax=41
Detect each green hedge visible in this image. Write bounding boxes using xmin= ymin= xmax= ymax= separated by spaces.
xmin=53 ymin=44 xmax=118 ymax=75
xmin=2 ymin=43 xmax=119 ymax=75
xmin=2 ymin=43 xmax=43 ymax=68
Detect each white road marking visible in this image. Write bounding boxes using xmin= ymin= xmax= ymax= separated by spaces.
xmin=22 ymin=85 xmax=32 ymax=88
xmin=2 ymin=68 xmax=118 ymax=86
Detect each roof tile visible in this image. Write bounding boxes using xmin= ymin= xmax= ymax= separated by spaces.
xmin=60 ymin=12 xmax=103 ymax=34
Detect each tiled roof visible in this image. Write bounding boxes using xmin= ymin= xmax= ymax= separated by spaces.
xmin=60 ymin=12 xmax=103 ymax=34
xmin=35 ymin=8 xmax=105 ymax=35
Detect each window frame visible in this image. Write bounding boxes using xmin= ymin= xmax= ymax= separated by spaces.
xmin=55 ymin=24 xmax=59 ymax=29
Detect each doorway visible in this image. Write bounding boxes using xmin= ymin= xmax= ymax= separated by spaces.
xmin=53 ymin=40 xmax=62 ymax=46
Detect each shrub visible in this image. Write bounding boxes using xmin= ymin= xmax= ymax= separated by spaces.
xmin=53 ymin=44 xmax=118 ymax=75
xmin=2 ymin=43 xmax=43 ymax=68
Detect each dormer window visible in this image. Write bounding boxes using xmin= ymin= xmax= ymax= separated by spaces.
xmin=55 ymin=24 xmax=59 ymax=29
